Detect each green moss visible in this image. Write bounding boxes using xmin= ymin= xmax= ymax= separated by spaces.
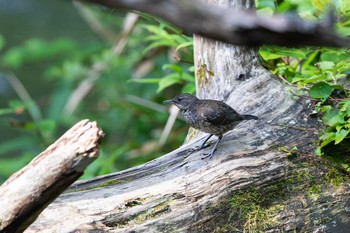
xmin=124 ymin=197 xmax=144 ymax=208
xmin=104 ymin=198 xmax=172 ymax=228
xmin=134 ymin=200 xmax=171 ymax=224
xmin=143 ymin=168 xmax=162 ymax=176
xmin=228 ymin=185 xmax=286 ymax=232
xmin=195 ymin=64 xmax=213 ymax=78
xmin=324 ymin=167 xmax=344 ymax=187
xmin=313 ymin=216 xmax=332 ymax=225
xmin=67 ymin=178 xmax=130 ymax=193
xmin=212 ymin=225 xmax=241 ymax=233
xmin=195 ymin=64 xmax=214 ymax=89
xmin=225 ymin=161 xmax=347 ymax=233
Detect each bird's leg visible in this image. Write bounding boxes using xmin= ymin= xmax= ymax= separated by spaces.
xmin=202 ymin=135 xmax=223 ymax=160
xmin=199 ymin=134 xmax=214 ymax=149
xmin=193 ymin=134 xmax=213 ymax=151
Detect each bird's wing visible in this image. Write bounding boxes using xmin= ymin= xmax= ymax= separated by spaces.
xmin=199 ymin=100 xmax=242 ymax=126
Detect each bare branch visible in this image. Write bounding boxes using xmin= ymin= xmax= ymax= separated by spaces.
xmin=82 ymin=0 xmax=350 ymax=47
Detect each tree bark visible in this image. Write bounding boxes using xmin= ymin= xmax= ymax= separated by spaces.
xmin=24 ymin=1 xmax=350 ymax=233
xmin=0 ymin=120 xmax=103 ymax=233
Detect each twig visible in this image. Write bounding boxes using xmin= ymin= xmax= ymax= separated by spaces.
xmin=5 ymin=72 xmax=42 ymax=122
xmin=73 ymin=0 xmax=117 ymax=42
xmin=125 ymin=94 xmax=167 ymax=113
xmin=159 ymin=105 xmax=180 ymax=146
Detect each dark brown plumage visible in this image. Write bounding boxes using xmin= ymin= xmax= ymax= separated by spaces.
xmin=164 ymin=93 xmax=258 ymax=159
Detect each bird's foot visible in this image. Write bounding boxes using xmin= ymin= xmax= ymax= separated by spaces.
xmin=192 ymin=143 xmax=211 ymax=152
xmin=201 ymin=152 xmax=214 ymax=160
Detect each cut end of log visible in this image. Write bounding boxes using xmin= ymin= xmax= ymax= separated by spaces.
xmin=0 ymin=119 xmax=104 ymax=233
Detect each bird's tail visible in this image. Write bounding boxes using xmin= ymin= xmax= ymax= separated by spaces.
xmin=242 ymin=114 xmax=258 ymax=120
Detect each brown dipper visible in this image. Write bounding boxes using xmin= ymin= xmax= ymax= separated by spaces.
xmin=164 ymin=93 xmax=258 ymax=159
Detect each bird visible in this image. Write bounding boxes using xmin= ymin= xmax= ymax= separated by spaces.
xmin=163 ymin=93 xmax=258 ymax=159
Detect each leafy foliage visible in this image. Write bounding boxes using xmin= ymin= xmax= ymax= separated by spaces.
xmin=131 ymin=23 xmax=195 ymax=94
xmin=0 ymin=7 xmax=191 ymax=183
xmin=131 ymin=64 xmax=195 ymax=93
xmin=257 ymin=0 xmax=350 ymax=170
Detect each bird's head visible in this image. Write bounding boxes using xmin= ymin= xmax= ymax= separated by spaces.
xmin=163 ymin=93 xmax=198 ymax=110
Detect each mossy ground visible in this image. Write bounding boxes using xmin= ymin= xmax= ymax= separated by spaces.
xmin=209 ymin=158 xmax=347 ymax=233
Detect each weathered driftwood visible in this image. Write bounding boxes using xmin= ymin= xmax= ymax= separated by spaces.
xmin=22 ymin=0 xmax=350 ymax=232
xmin=0 ymin=120 xmax=103 ymax=233
xmin=24 ymin=78 xmax=350 ymax=232
xmin=85 ymin=0 xmax=350 ymax=47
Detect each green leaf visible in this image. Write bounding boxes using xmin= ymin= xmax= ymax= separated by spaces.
xmin=311 ymin=0 xmax=331 ymax=12
xmin=315 ymin=147 xmax=323 ymax=156
xmin=271 ymin=47 xmax=308 ymax=59
xmin=2 ymin=38 xmax=77 ymax=68
xmin=0 ymin=108 xmax=16 ymax=115
xmin=334 ymin=129 xmax=349 ymax=144
xmin=298 ymin=74 xmax=324 ymax=85
xmin=181 ymin=83 xmax=196 ymax=94
xmin=181 ymin=72 xmax=194 ymax=82
xmin=128 ymin=78 xmax=161 ymax=84
xmin=2 ymin=47 xmax=24 ymax=68
xmin=259 ymin=47 xmax=283 ymax=60
xmin=316 ymin=61 xmax=335 ymax=70
xmin=331 ymin=84 xmax=345 ymax=91
xmin=314 ymin=101 xmax=322 ymax=112
xmin=142 ymin=41 xmax=175 ymax=54
xmin=340 ymin=101 xmax=350 ymax=116
xmin=0 ymin=99 xmax=26 ymax=116
xmin=319 ymin=132 xmax=335 ymax=147
xmin=328 ymin=114 xmax=345 ymax=127
xmin=162 ymin=64 xmax=182 ymax=75
xmin=320 ymin=51 xmax=350 ymax=63
xmin=157 ymin=73 xmax=181 ymax=92
xmin=176 ymin=41 xmax=193 ymax=50
xmin=308 ymin=82 xmax=333 ymax=99
xmin=320 ymin=131 xmax=335 ymax=140
xmin=336 ymin=124 xmax=343 ymax=131
xmin=37 ymin=119 xmax=56 ymax=134
xmin=320 ymin=105 xmax=332 ymax=113
xmin=257 ymin=7 xmax=274 ymax=15
xmin=302 ymin=49 xmax=320 ymax=68
xmin=188 ymin=66 xmax=195 ymax=72
xmin=337 ymin=26 xmax=350 ymax=36
xmin=8 ymin=99 xmax=25 ymax=109
xmin=256 ymin=0 xmax=275 ymax=9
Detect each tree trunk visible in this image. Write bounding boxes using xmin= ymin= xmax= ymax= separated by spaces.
xmin=26 ymin=0 xmax=350 ymax=232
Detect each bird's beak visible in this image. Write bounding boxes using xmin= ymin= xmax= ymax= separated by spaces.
xmin=163 ymin=99 xmax=174 ymax=104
